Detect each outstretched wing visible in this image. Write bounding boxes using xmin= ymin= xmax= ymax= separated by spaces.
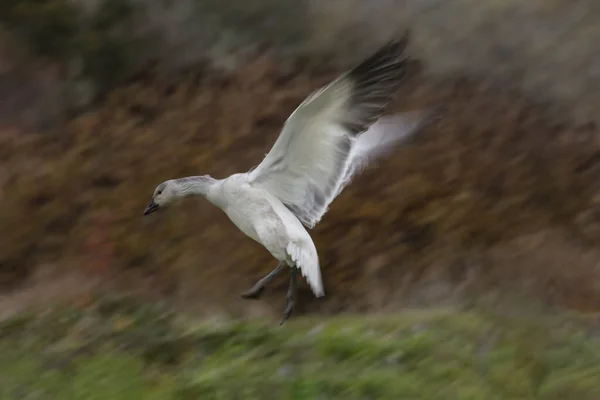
xmin=248 ymin=34 xmax=416 ymax=228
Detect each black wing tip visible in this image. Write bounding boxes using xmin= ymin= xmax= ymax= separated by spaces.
xmin=341 ymin=30 xmax=412 ymax=136
xmin=381 ymin=31 xmax=411 ymax=56
xmin=361 ymin=30 xmax=411 ymax=66
xmin=348 ymin=31 xmax=411 ymax=80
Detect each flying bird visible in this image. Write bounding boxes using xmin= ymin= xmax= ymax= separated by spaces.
xmin=143 ymin=34 xmax=437 ymax=324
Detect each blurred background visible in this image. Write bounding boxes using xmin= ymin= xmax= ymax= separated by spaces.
xmin=1 ymin=0 xmax=600 ymax=398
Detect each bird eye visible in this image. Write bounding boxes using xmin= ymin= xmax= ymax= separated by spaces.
xmin=157 ymin=190 xmax=163 ymax=195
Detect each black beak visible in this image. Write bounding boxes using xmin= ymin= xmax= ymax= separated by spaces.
xmin=143 ymin=200 xmax=160 ymax=215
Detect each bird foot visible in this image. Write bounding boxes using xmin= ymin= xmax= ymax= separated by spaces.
xmin=240 ymin=285 xmax=265 ymax=300
xmin=240 ymin=262 xmax=286 ymax=300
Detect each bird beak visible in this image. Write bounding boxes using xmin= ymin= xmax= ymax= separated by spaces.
xmin=143 ymin=199 xmax=160 ymax=215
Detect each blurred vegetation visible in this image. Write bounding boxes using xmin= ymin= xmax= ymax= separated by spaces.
xmin=1 ymin=1 xmax=600 ymax=394
xmin=1 ymin=0 xmax=600 ymax=325
xmin=1 ymin=296 xmax=600 ymax=399
xmin=2 ymin=0 xmax=600 ymax=121
xmin=0 ymin=0 xmax=136 ymax=92
xmin=0 ymin=0 xmax=79 ymax=59
xmin=0 ymin=0 xmax=310 ymax=115
xmin=2 ymin=58 xmax=600 ymax=316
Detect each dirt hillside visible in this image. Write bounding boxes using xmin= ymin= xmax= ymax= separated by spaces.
xmin=2 ymin=0 xmax=600 ymax=320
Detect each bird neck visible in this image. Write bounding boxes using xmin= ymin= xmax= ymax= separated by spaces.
xmin=175 ymin=176 xmax=217 ymax=198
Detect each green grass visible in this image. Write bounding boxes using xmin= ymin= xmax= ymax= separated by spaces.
xmin=1 ymin=296 xmax=600 ymax=399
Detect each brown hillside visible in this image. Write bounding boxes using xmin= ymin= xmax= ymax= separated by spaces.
xmin=2 ymin=54 xmax=600 ymax=320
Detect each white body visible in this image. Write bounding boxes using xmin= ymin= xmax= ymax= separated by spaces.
xmin=207 ymin=173 xmax=323 ymax=295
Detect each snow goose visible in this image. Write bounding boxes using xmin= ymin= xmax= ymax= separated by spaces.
xmin=143 ymin=33 xmax=438 ymax=324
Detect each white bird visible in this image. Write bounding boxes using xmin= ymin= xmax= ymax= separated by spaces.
xmin=143 ymin=34 xmax=438 ymax=324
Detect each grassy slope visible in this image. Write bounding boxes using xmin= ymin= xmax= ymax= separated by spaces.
xmin=1 ymin=297 xmax=600 ymax=399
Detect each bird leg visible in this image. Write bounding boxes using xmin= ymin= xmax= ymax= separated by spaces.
xmin=280 ymin=267 xmax=298 ymax=325
xmin=240 ymin=261 xmax=286 ymax=300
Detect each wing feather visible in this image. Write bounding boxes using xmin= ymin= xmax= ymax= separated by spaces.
xmin=248 ymin=34 xmax=417 ymax=228
xmin=287 ymin=241 xmax=324 ymax=297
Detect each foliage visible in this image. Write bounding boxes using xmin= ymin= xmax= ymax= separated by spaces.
xmin=2 ymin=0 xmax=600 ymax=323
xmin=0 ymin=0 xmax=136 ymax=91
xmin=1 ymin=297 xmax=600 ymax=399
